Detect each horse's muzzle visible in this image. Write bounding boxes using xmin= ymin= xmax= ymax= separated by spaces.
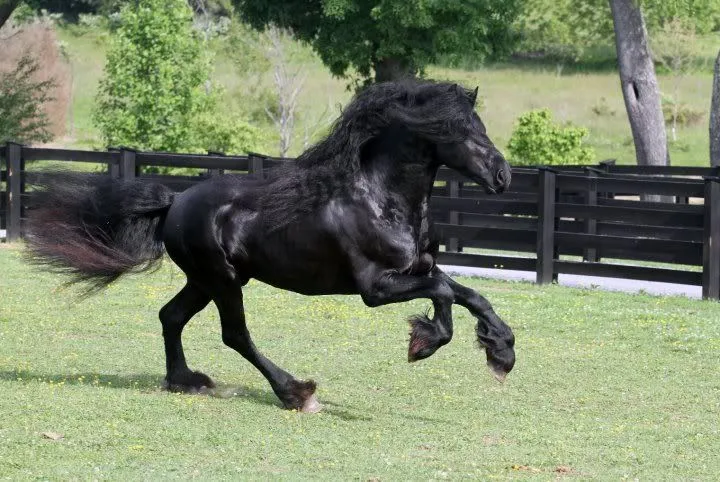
xmin=493 ymin=165 xmax=511 ymax=194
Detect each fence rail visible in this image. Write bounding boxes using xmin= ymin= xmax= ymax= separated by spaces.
xmin=2 ymin=142 xmax=719 ymax=300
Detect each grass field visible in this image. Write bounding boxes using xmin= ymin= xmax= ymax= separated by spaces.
xmin=1 ymin=246 xmax=719 ymax=479
xmin=53 ymin=25 xmax=720 ymax=167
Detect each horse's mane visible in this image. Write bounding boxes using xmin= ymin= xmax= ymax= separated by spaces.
xmin=261 ymin=79 xmax=478 ymax=231
xmin=294 ymin=79 xmax=477 ymax=172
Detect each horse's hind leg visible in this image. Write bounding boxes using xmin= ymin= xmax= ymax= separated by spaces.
xmin=159 ymin=282 xmax=214 ymax=392
xmin=213 ymin=285 xmax=321 ymax=413
xmin=432 ymin=269 xmax=515 ymax=381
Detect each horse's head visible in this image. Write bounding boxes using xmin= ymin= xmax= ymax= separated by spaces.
xmin=435 ymin=86 xmax=511 ymax=194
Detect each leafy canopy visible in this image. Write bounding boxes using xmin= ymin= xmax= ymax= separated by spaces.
xmin=235 ymin=0 xmax=522 ymax=84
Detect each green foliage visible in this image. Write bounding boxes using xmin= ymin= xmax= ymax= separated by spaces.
xmin=661 ymin=96 xmax=705 ymax=127
xmin=0 ymin=54 xmax=55 ymax=144
xmin=188 ymin=112 xmax=264 ymax=155
xmin=640 ymin=0 xmax=720 ymax=34
xmin=93 ymin=0 xmax=262 ymax=166
xmin=236 ymin=0 xmax=523 ymax=85
xmin=514 ymin=0 xmax=719 ymax=63
xmin=508 ymin=109 xmax=595 ymax=166
xmin=221 ymin=21 xmax=281 ymax=124
xmin=24 ymin=0 xmax=236 ymax=19
xmin=515 ymin=0 xmax=614 ymax=61
xmin=23 ymin=0 xmax=121 ymax=18
xmin=93 ymin=0 xmax=213 ymax=153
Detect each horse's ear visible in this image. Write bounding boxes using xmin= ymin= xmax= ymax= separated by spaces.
xmin=471 ymin=86 xmax=479 ymax=106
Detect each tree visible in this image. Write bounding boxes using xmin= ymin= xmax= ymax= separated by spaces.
xmin=93 ymin=0 xmax=215 ymax=152
xmin=609 ymin=0 xmax=668 ymax=167
xmin=235 ymin=0 xmax=522 ymax=85
xmin=711 ymin=49 xmax=720 ymax=167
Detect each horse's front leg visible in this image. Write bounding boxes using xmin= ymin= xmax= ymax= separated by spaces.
xmin=431 ymin=268 xmax=515 ymax=381
xmin=357 ymin=264 xmax=455 ymax=361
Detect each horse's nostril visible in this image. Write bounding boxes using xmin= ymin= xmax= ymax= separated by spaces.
xmin=496 ymin=169 xmax=507 ymax=185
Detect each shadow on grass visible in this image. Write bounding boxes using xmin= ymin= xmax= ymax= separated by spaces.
xmin=0 ymin=369 xmax=387 ymax=422
xmin=0 ymin=369 xmax=456 ymax=424
xmin=0 ymin=369 xmax=163 ymax=390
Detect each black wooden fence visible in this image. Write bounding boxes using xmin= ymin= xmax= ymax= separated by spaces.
xmin=2 ymin=142 xmax=720 ymax=300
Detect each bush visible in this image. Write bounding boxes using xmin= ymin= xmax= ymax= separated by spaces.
xmin=93 ymin=0 xmax=215 ymax=153
xmin=507 ymin=109 xmax=595 ymax=166
xmin=0 ymin=54 xmax=55 ymax=144
xmin=189 ymin=113 xmax=264 ymax=156
xmin=661 ymin=96 xmax=705 ymax=127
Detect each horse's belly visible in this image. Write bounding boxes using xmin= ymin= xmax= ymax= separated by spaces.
xmin=252 ymin=262 xmax=358 ymax=295
xmin=245 ymin=229 xmax=358 ymax=296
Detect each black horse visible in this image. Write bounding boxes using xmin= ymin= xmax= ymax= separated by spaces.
xmin=25 ymin=80 xmax=515 ymax=413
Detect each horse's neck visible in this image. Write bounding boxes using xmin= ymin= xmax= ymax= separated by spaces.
xmin=359 ymin=155 xmax=437 ymax=211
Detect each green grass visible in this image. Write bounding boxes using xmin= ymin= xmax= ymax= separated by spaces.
xmin=51 ymin=25 xmax=719 ymax=167
xmin=1 ymin=245 xmax=720 ymax=479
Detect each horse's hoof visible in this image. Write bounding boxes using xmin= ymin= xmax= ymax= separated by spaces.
xmin=282 ymin=379 xmax=319 ymax=412
xmin=488 ymin=365 xmax=507 ymax=383
xmin=408 ymin=314 xmax=443 ymax=362
xmin=301 ymin=394 xmax=323 ymax=413
xmin=163 ymin=371 xmax=215 ymax=393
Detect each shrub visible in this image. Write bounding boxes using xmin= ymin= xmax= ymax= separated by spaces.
xmin=189 ymin=113 xmax=264 ymax=156
xmin=507 ymin=109 xmax=595 ymax=166
xmin=93 ymin=0 xmax=215 ymax=153
xmin=661 ymin=97 xmax=705 ymax=127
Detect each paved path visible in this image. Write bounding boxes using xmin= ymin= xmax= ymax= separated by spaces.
xmin=439 ymin=264 xmax=702 ymax=299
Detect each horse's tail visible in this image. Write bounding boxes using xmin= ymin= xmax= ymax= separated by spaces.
xmin=24 ymin=171 xmax=175 ymax=293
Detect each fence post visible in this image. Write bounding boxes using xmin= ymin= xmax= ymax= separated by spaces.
xmin=536 ymin=167 xmax=558 ymax=284
xmin=702 ymin=177 xmax=720 ymax=300
xmin=599 ymin=159 xmax=614 ymax=203
xmin=6 ymin=142 xmax=23 ymax=242
xmin=583 ymin=168 xmax=598 ymax=263
xmin=249 ymin=153 xmax=265 ymax=180
xmin=119 ymin=148 xmax=137 ymax=181
xmin=598 ymin=159 xmax=615 ymax=174
xmin=206 ymin=151 xmax=225 ymax=178
xmin=447 ymin=179 xmax=461 ymax=252
xmin=107 ymin=147 xmax=120 ymax=178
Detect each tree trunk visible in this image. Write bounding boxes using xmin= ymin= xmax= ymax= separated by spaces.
xmin=711 ymin=49 xmax=720 ymax=167
xmin=609 ymin=0 xmax=669 ymax=167
xmin=0 ymin=0 xmax=20 ymax=30
xmin=373 ymin=56 xmax=416 ymax=83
